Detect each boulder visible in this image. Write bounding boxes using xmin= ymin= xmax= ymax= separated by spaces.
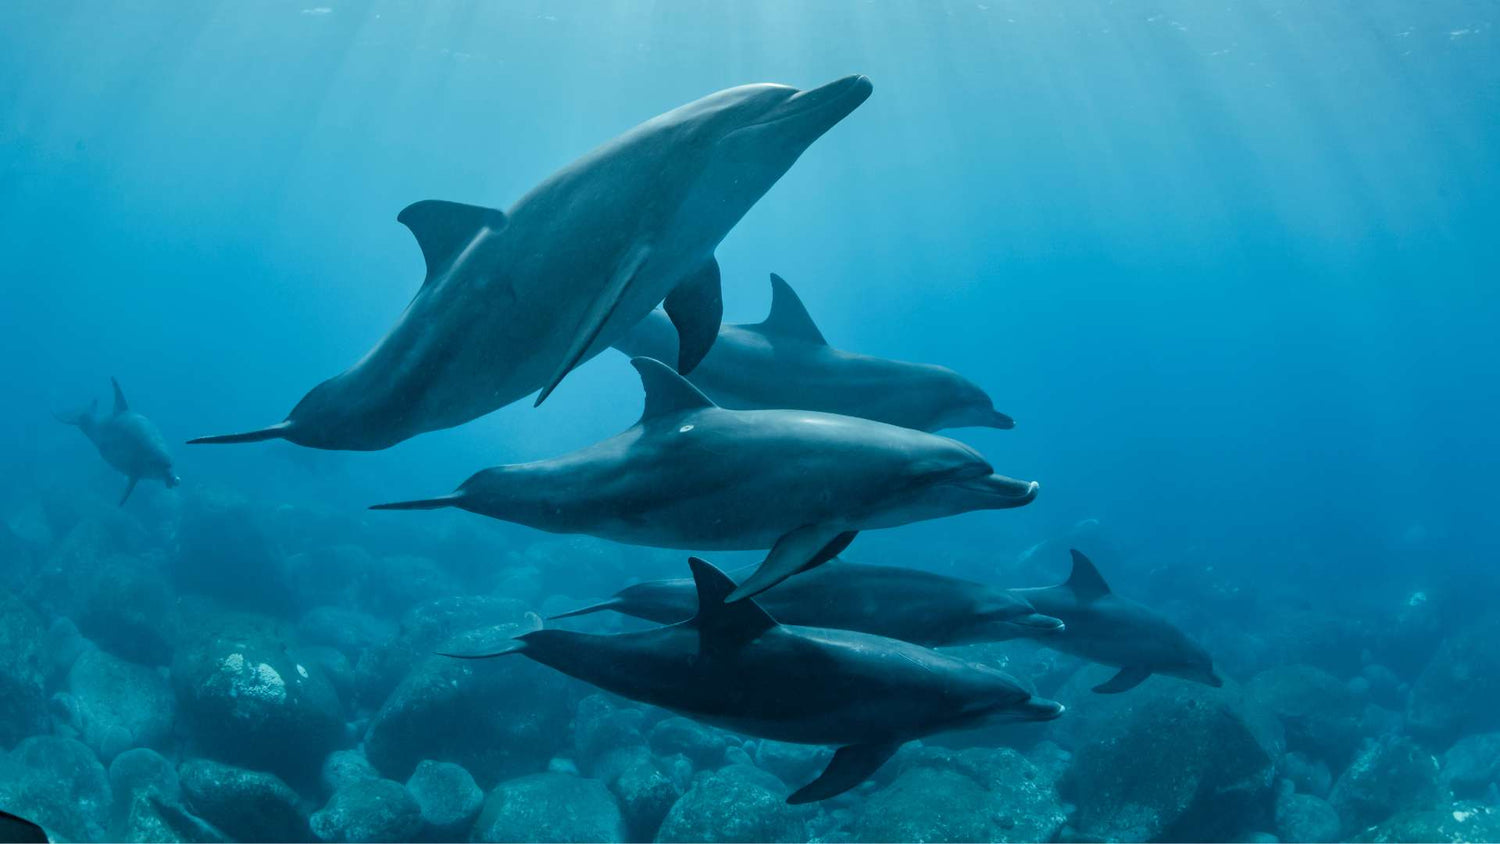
xmin=298 ymin=606 xmax=396 ymax=660
xmin=1328 ymin=736 xmax=1442 ymax=835
xmin=1057 ymin=665 xmax=1284 ymax=841
xmin=1280 ymin=750 xmax=1334 ymax=798
xmin=321 ymin=749 xmax=380 ymax=796
xmin=1247 ymin=665 xmax=1364 ymax=766
xmin=1408 ymin=617 xmax=1500 ymax=744
xmin=173 ymin=492 xmax=292 ymax=614
xmin=406 ymin=760 xmax=484 ymax=840
xmin=851 ymin=746 xmax=1066 ymax=843
xmin=310 ymin=777 xmax=422 ymax=843
xmin=1355 ymin=802 xmax=1500 ymax=843
xmin=171 ymin=619 xmax=344 ymax=783
xmin=1440 ymin=732 xmax=1500 ymax=800
xmin=115 ymin=791 xmax=230 ymax=843
xmin=655 ymin=765 xmax=809 ymax=843
xmin=179 ymin=757 xmax=310 ymax=843
xmin=109 ymin=747 xmax=181 ymax=805
xmin=0 ymin=593 xmax=49 ymax=748
xmin=353 ymin=595 xmax=533 ymax=708
xmin=573 ymin=694 xmax=647 ymax=773
xmin=648 ymin=717 xmax=730 ymax=770
xmin=606 ymin=752 xmax=683 ymax=841
xmin=59 ymin=647 xmax=175 ymax=763
xmin=751 ymin=740 xmax=832 ymax=792
xmin=0 ymin=735 xmax=113 ymax=842
xmin=75 ymin=555 xmax=177 ymax=666
xmin=363 ymin=617 xmax=574 ymax=785
xmin=1274 ymin=790 xmax=1341 ymax=843
xmin=471 ymin=772 xmax=625 ymax=842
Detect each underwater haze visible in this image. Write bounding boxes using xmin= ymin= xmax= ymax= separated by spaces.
xmin=3 ymin=1 xmax=1499 ymax=842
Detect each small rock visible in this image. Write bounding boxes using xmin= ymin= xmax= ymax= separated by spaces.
xmin=310 ymin=778 xmax=422 ymax=843
xmin=0 ymin=735 xmax=113 ymax=842
xmin=110 ymin=747 xmax=181 ymax=805
xmin=406 ymin=760 xmax=483 ymax=840
xmin=321 ymin=749 xmax=380 ymax=796
xmin=656 ymin=765 xmax=809 ymax=843
xmin=471 ymin=772 xmax=625 ymax=842
xmin=648 ymin=717 xmax=730 ymax=769
xmin=1355 ymin=801 xmax=1500 ymax=842
xmin=1440 ymin=732 xmax=1500 ymax=800
xmin=1275 ymin=791 xmax=1341 ymax=843
xmin=1407 ymin=617 xmax=1500 ymax=744
xmin=179 ymin=757 xmax=310 ymax=843
xmin=1328 ymin=736 xmax=1442 ymax=835
xmin=607 ymin=753 xmax=683 ymax=841
xmin=1248 ymin=664 xmax=1364 ymax=766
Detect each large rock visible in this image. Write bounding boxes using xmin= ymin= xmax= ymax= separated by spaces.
xmin=851 ymin=746 xmax=1067 ymax=843
xmin=604 ymin=751 xmax=684 ymax=842
xmin=1328 ymin=736 xmax=1442 ymax=835
xmin=1247 ymin=664 xmax=1364 ymax=766
xmin=471 ymin=772 xmax=625 ymax=842
xmin=58 ymin=647 xmax=175 ymax=763
xmin=656 ymin=765 xmax=809 ymax=843
xmin=1354 ymin=802 xmax=1500 ymax=843
xmin=0 ymin=593 xmax=49 ymax=748
xmin=1058 ymin=665 xmax=1284 ymax=841
xmin=179 ymin=757 xmax=310 ymax=843
xmin=115 ymin=791 xmax=230 ymax=843
xmin=298 ymin=606 xmax=396 ymax=660
xmin=321 ymin=749 xmax=380 ymax=796
xmin=310 ymin=777 xmax=422 ymax=843
xmin=1274 ymin=788 xmax=1341 ymax=843
xmin=573 ymin=694 xmax=648 ymax=773
xmin=75 ymin=555 xmax=177 ymax=666
xmin=406 ymin=760 xmax=484 ymax=840
xmin=1408 ymin=617 xmax=1500 ymax=744
xmin=172 ymin=618 xmax=344 ymax=783
xmin=1440 ymin=732 xmax=1500 ymax=800
xmin=648 ymin=717 xmax=731 ymax=770
xmin=109 ymin=747 xmax=181 ymax=807
xmin=354 ymin=595 xmax=533 ymax=707
xmin=173 ymin=492 xmax=292 ymax=613
xmin=363 ymin=615 xmax=574 ymax=785
xmin=0 ymin=735 xmax=113 ymax=842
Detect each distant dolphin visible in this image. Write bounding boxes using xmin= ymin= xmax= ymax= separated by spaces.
xmin=553 ymin=557 xmax=1064 ymax=644
xmin=615 ymin=273 xmax=1015 ymax=431
xmin=1014 ymin=550 xmax=1222 ymax=693
xmin=0 ymin=809 xmax=48 ymax=843
xmin=373 ymin=357 xmax=1038 ymax=601
xmin=189 ymin=76 xmax=874 ymax=451
xmin=448 ymin=557 xmax=1064 ymax=803
xmin=58 ymin=378 xmax=180 ymax=505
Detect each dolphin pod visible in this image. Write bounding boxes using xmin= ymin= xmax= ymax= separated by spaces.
xmin=58 ymin=378 xmax=180 ymax=506
xmin=372 ymin=357 xmax=1039 ymax=601
xmin=448 ymin=557 xmax=1065 ymax=803
xmin=188 ymin=76 xmax=873 ymax=451
xmin=552 ymin=557 xmax=1065 ymax=644
xmin=615 ymin=273 xmax=1016 ymax=431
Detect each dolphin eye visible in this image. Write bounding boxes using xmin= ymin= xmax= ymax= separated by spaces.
xmin=679 ymin=424 xmax=695 ymax=433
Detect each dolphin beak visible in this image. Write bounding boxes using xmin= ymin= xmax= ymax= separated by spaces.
xmin=764 ymin=74 xmax=873 ymax=140
xmin=960 ymin=475 xmax=1039 ymax=508
xmin=1020 ymin=697 xmax=1066 ymax=721
xmin=988 ymin=410 xmax=1016 ymax=430
xmin=1008 ymin=612 xmax=1065 ymax=633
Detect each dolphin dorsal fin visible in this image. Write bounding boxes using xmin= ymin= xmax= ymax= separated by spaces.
xmin=749 ymin=274 xmax=827 ymax=345
xmin=631 ymin=357 xmax=716 ymax=422
xmin=1066 ymin=549 xmax=1112 ymax=602
xmin=398 ymin=200 xmax=507 ymax=282
xmin=110 ymin=377 xmax=129 ymax=415
xmin=688 ymin=557 xmax=777 ymax=649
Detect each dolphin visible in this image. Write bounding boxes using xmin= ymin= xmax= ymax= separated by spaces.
xmin=449 ymin=557 xmax=1065 ymax=803
xmin=373 ymin=357 xmax=1038 ymax=601
xmin=58 ymin=378 xmax=181 ymax=505
xmin=553 ymin=557 xmax=1064 ymax=644
xmin=1013 ymin=549 xmax=1222 ymax=693
xmin=0 ymin=809 xmax=48 ymax=843
xmin=615 ymin=273 xmax=1015 ymax=431
xmin=189 ymin=76 xmax=874 ymax=451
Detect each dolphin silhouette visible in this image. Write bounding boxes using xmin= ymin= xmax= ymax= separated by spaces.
xmin=58 ymin=378 xmax=180 ymax=505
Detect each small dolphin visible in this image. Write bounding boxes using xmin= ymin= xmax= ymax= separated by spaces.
xmin=449 ymin=557 xmax=1064 ymax=802
xmin=58 ymin=378 xmax=180 ymax=505
xmin=0 ymin=809 xmax=48 ymax=844
xmin=373 ymin=357 xmax=1038 ymax=601
xmin=1014 ymin=549 xmax=1222 ymax=693
xmin=616 ymin=273 xmax=1015 ymax=431
xmin=190 ymin=76 xmax=874 ymax=451
xmin=553 ymin=557 xmax=1064 ymax=645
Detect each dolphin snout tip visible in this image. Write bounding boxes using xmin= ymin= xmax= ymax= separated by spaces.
xmin=1024 ymin=698 xmax=1066 ymax=721
xmin=1207 ymin=672 xmax=1224 ymax=688
xmin=991 ymin=411 xmax=1016 ymax=430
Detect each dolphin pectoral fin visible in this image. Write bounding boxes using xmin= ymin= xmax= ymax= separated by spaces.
xmin=788 ymin=741 xmax=899 ymax=804
xmin=187 ymin=421 xmax=293 ymax=445
xmin=110 ymin=377 xmax=129 ymax=414
xmin=726 ymin=524 xmax=847 ymax=603
xmin=398 ymin=199 xmax=507 ymax=282
xmin=1092 ymin=665 xmax=1152 ymax=694
xmin=536 ymin=247 xmax=651 ymax=406
xmin=662 ymin=257 xmax=723 ymax=375
xmin=0 ymin=808 xmax=49 ymax=843
xmin=548 ymin=597 xmax=625 ymax=621
xmin=119 ymin=477 xmax=139 ymax=507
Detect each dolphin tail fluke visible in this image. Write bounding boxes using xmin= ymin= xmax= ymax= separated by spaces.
xmin=187 ymin=421 xmax=292 ymax=445
xmin=369 ymin=493 xmax=462 ymax=511
xmin=548 ymin=597 xmax=625 ymax=621
xmin=788 ymin=741 xmax=899 ymax=804
xmin=55 ymin=398 xmax=99 ymax=428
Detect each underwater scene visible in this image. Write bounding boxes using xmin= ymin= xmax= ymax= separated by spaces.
xmin=2 ymin=1 xmax=1498 ymax=842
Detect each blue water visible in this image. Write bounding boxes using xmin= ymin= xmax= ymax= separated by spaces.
xmin=2 ymin=2 xmax=1498 ymax=842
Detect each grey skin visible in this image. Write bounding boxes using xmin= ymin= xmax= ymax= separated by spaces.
xmin=58 ymin=378 xmax=180 ymax=506
xmin=616 ymin=274 xmax=1015 ymax=432
xmin=189 ymin=76 xmax=874 ymax=451
xmin=373 ymin=357 xmax=1039 ymax=601
xmin=1 ymin=810 xmax=48 ymax=844
xmin=450 ymin=557 xmax=1065 ymax=803
xmin=1012 ymin=550 xmax=1223 ymax=693
xmin=553 ymin=557 xmax=1065 ymax=645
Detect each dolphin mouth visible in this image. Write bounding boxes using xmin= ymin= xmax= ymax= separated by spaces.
xmin=952 ymin=474 xmax=1040 ymax=507
xmin=1007 ymin=612 xmax=1065 ymax=633
xmin=731 ymin=74 xmax=872 ymax=137
xmin=988 ymin=410 xmax=1016 ymax=430
xmin=1020 ymin=697 xmax=1066 ymax=721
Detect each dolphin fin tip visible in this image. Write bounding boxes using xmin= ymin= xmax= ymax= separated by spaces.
xmin=187 ymin=421 xmax=291 ymax=445
xmin=369 ymin=494 xmax=457 ymax=511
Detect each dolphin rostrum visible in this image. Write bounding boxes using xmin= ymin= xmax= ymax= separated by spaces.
xmin=553 ymin=557 xmax=1064 ymax=644
xmin=58 ymin=378 xmax=180 ymax=506
xmin=448 ymin=557 xmax=1065 ymax=802
xmin=373 ymin=357 xmax=1038 ymax=601
xmin=189 ymin=76 xmax=874 ymax=451
xmin=1014 ymin=549 xmax=1222 ymax=693
xmin=616 ymin=273 xmax=1015 ymax=431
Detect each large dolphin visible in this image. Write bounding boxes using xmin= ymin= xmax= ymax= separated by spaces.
xmin=553 ymin=557 xmax=1064 ymax=644
xmin=1014 ymin=549 xmax=1222 ymax=693
xmin=616 ymin=273 xmax=1015 ymax=431
xmin=189 ymin=76 xmax=874 ymax=451
xmin=373 ymin=357 xmax=1038 ymax=601
xmin=58 ymin=378 xmax=180 ymax=506
xmin=449 ymin=557 xmax=1065 ymax=802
